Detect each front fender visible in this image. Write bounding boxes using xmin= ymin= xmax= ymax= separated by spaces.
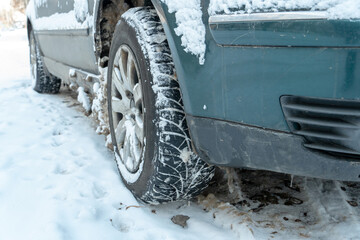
xmin=151 ymin=0 xmax=207 ymax=115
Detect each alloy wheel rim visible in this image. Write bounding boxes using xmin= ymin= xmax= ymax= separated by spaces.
xmin=111 ymin=44 xmax=144 ymax=173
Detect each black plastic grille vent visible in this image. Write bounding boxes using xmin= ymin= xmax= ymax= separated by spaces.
xmin=280 ymin=96 xmax=360 ymax=158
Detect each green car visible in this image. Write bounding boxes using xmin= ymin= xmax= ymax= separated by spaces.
xmin=27 ymin=0 xmax=360 ymax=204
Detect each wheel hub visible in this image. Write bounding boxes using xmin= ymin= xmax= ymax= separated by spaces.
xmin=111 ymin=45 xmax=144 ymax=173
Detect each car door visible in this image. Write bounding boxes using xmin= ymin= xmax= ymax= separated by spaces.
xmin=33 ymin=0 xmax=98 ymax=74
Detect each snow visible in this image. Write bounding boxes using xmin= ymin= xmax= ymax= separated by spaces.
xmin=3 ymin=12 xmax=360 ymax=240
xmin=0 ymin=29 xmax=238 ymax=240
xmin=180 ymin=148 xmax=192 ymax=163
xmin=69 ymin=68 xmax=76 ymax=77
xmin=161 ymin=0 xmax=206 ymax=65
xmin=91 ymin=77 xmax=110 ymax=136
xmin=26 ymin=0 xmax=36 ymax=23
xmin=33 ymin=10 xmax=93 ymax=30
xmin=208 ymin=0 xmax=360 ymax=19
xmin=27 ymin=0 xmax=94 ymax=30
xmin=115 ymin=150 xmax=144 ymax=184
xmin=91 ymin=81 xmax=109 ymax=135
xmin=77 ymin=86 xmax=91 ymax=112
xmin=34 ymin=0 xmax=47 ymax=8
xmin=74 ymin=0 xmax=89 ymax=22
xmin=159 ymin=0 xmax=359 ymax=66
xmin=0 ymin=0 xmax=11 ymax=11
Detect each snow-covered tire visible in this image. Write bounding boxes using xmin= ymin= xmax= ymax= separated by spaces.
xmin=107 ymin=7 xmax=215 ymax=204
xmin=29 ymin=30 xmax=61 ymax=94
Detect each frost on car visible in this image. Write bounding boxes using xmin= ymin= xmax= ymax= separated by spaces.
xmin=26 ymin=0 xmax=360 ymax=203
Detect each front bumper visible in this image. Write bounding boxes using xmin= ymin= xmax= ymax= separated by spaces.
xmin=187 ymin=115 xmax=360 ymax=182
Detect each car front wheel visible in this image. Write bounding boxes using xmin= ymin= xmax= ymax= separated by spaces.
xmin=107 ymin=7 xmax=214 ymax=204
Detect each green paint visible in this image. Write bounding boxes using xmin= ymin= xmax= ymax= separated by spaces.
xmin=153 ymin=1 xmax=360 ymax=132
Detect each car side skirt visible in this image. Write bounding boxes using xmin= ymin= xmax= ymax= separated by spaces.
xmin=44 ymin=57 xmax=100 ymax=94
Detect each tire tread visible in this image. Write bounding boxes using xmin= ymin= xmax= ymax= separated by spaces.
xmin=123 ymin=8 xmax=215 ymax=204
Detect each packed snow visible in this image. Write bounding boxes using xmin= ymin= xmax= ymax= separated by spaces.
xmin=32 ymin=10 xmax=93 ymax=30
xmin=91 ymin=77 xmax=110 ymax=136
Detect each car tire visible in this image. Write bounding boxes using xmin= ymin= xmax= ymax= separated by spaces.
xmin=29 ymin=30 xmax=61 ymax=94
xmin=107 ymin=7 xmax=215 ymax=204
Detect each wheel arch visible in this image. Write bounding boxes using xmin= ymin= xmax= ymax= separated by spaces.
xmin=93 ymin=0 xmax=181 ymax=70
xmin=150 ymin=0 xmax=182 ymax=72
xmin=94 ymin=0 xmax=153 ymax=67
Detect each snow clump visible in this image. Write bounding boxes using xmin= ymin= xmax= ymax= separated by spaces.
xmin=77 ymin=87 xmax=91 ymax=113
xmin=161 ymin=0 xmax=207 ymax=65
xmin=91 ymin=68 xmax=110 ymax=136
xmin=74 ymin=0 xmax=89 ymax=22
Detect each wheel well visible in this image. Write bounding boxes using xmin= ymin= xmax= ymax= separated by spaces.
xmin=95 ymin=0 xmax=153 ymax=67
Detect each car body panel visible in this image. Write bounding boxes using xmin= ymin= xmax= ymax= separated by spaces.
xmin=26 ymin=0 xmax=360 ymax=181
xmin=187 ymin=115 xmax=360 ymax=182
xmin=36 ymin=29 xmax=98 ymax=74
xmin=36 ymin=0 xmax=74 ymax=17
xmin=151 ymin=1 xmax=360 ymax=180
xmin=29 ymin=0 xmax=98 ymax=75
xmin=210 ymin=19 xmax=360 ymax=47
xmin=152 ymin=1 xmax=360 ymax=132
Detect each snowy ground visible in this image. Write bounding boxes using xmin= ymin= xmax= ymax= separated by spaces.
xmin=0 ymin=29 xmax=236 ymax=240
xmin=0 ymin=29 xmax=359 ymax=240
xmin=200 ymin=169 xmax=360 ymax=239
